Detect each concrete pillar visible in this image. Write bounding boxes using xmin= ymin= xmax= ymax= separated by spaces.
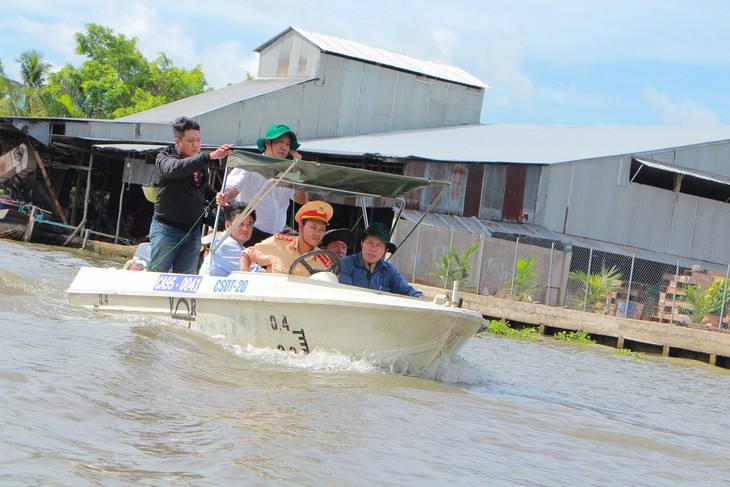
xmin=616 ymin=336 xmax=624 ymax=349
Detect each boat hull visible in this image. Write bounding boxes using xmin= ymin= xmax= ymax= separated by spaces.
xmin=66 ymin=267 xmax=484 ymax=372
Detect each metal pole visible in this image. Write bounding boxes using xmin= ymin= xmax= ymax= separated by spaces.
xmin=208 ymin=164 xmax=231 ymax=262
xmin=412 ymin=224 xmax=420 ymax=283
xmin=547 ymin=242 xmax=554 ymax=306
xmin=359 ymin=196 xmax=370 ymax=229
xmin=211 ymin=160 xmax=298 ymax=254
xmin=719 ymin=261 xmax=730 ymax=330
xmin=81 ymin=151 xmax=93 ymax=236
xmin=114 ymin=181 xmax=126 ymax=244
xmin=475 ymin=233 xmax=484 ymax=295
xmin=624 ymin=253 xmax=635 ymax=318
xmin=670 ymin=260 xmax=680 ymax=326
xmin=509 ymin=236 xmax=519 ymax=300
xmin=447 ymin=225 xmax=454 ymax=289
xmin=583 ymin=248 xmax=593 ymax=312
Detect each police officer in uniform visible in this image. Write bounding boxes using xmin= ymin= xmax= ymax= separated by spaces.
xmin=240 ymin=201 xmax=334 ymax=277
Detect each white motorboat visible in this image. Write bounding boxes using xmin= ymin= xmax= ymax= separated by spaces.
xmin=66 ymin=151 xmax=485 ymax=373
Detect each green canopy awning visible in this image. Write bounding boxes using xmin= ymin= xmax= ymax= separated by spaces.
xmin=226 ymin=150 xmax=448 ymax=198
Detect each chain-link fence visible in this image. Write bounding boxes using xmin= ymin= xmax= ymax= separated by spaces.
xmin=391 ymin=221 xmax=730 ymax=331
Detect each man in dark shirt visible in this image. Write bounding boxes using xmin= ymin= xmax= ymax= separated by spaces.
xmin=149 ymin=116 xmax=232 ymax=274
xmin=339 ymin=222 xmax=423 ymax=297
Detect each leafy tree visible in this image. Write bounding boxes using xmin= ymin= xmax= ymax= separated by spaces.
xmin=0 ymin=62 xmax=25 ymax=115
xmin=47 ymin=24 xmax=208 ymax=118
xmin=113 ymin=54 xmax=207 ymax=118
xmin=706 ymin=278 xmax=730 ymax=314
xmin=0 ymin=58 xmax=9 ymax=95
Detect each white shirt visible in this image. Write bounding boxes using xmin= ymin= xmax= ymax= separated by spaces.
xmin=226 ymin=168 xmax=294 ymax=234
xmin=198 ymin=237 xmax=264 ymax=276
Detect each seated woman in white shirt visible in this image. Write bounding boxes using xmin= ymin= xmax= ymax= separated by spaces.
xmin=199 ymin=203 xmax=264 ymax=276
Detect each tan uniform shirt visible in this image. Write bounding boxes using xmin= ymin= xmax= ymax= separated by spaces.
xmin=243 ymin=234 xmax=332 ymax=277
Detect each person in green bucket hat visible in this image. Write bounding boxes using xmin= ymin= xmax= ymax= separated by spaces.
xmin=339 ymin=222 xmax=424 ymax=298
xmin=256 ymin=124 xmax=300 ymax=152
xmin=216 ymin=123 xmax=309 ymax=245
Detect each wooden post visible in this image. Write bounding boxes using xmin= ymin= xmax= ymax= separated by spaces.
xmin=64 ymin=151 xmax=94 ymax=247
xmin=23 ymin=206 xmax=37 ymax=242
xmin=27 ymin=138 xmax=68 ymax=225
xmin=82 ymin=151 xmax=93 ymax=229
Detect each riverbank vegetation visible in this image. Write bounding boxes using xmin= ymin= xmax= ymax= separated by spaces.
xmin=478 ymin=319 xmax=540 ymax=341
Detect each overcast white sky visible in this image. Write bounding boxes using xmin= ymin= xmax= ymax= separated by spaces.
xmin=2 ymin=0 xmax=729 ymax=125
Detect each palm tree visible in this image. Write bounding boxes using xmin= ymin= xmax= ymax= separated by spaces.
xmin=679 ymin=284 xmax=718 ymax=324
xmin=17 ymin=50 xmax=52 ymax=88
xmin=0 ymin=76 xmax=27 ymax=116
xmin=503 ymin=254 xmax=544 ymax=302
xmin=0 ymin=52 xmax=82 ymax=117
xmin=568 ymin=265 xmax=623 ymax=313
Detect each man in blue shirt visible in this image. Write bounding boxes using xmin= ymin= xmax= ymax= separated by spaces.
xmin=339 ymin=222 xmax=423 ymax=298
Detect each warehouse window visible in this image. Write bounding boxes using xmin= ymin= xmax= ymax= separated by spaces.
xmin=630 ymin=157 xmax=730 ymax=203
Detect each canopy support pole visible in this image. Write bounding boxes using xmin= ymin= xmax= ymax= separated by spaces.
xmin=210 ymin=160 xmax=299 ymax=254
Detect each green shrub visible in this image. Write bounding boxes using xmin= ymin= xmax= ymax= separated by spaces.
xmin=554 ymin=330 xmax=596 ymax=344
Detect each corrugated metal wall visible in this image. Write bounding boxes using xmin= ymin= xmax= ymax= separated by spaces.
xmin=404 ymin=160 xmax=541 ymax=224
xmin=540 ymin=151 xmax=730 ymax=265
xmin=644 ymin=141 xmax=730 ymax=177
xmin=258 ymin=29 xmax=483 ymax=137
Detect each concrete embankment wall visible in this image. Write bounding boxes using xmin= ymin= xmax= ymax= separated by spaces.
xmin=415 ymin=284 xmax=730 ymax=369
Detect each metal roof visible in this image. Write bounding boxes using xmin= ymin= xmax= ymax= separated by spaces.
xmin=256 ymin=27 xmax=490 ymax=90
xmin=300 ymin=124 xmax=730 ymax=164
xmin=634 ymin=157 xmax=730 ymax=186
xmin=93 ymin=143 xmax=168 ymax=153
xmin=555 ymin=233 xmax=727 ymax=274
xmin=117 ymin=77 xmax=315 ymax=123
xmin=400 ymin=210 xmax=726 ymax=273
xmin=400 ymin=210 xmax=560 ymax=240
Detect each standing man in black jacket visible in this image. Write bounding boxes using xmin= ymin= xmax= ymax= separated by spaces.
xmin=149 ymin=116 xmax=232 ymax=274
